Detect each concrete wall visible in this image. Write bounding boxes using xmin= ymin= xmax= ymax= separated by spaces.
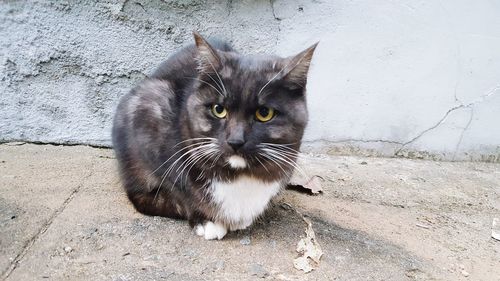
xmin=1 ymin=0 xmax=499 ymax=162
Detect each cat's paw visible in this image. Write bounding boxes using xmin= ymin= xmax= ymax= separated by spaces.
xmin=194 ymin=221 xmax=227 ymax=240
xmin=194 ymin=224 xmax=206 ymax=237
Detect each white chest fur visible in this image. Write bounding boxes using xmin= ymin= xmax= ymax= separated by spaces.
xmin=210 ymin=176 xmax=281 ymax=229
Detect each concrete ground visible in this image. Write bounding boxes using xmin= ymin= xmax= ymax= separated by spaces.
xmin=1 ymin=143 xmax=499 ymax=281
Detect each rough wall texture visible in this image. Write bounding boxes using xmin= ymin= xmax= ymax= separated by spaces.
xmin=1 ymin=0 xmax=499 ymax=162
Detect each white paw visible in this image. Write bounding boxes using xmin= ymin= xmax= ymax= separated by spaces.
xmin=194 ymin=224 xmax=205 ymax=237
xmin=202 ymin=221 xmax=227 ymax=240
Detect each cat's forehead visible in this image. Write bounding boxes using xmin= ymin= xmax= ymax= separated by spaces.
xmin=221 ymin=53 xmax=282 ymax=78
xmin=214 ymin=54 xmax=282 ymax=103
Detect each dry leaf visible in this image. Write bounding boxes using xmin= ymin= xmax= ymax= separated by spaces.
xmin=293 ymin=256 xmax=314 ymax=273
xmin=287 ymin=175 xmax=323 ymax=195
xmin=492 ymin=218 xmax=500 ymax=241
xmin=304 ymin=176 xmax=323 ymax=194
xmin=293 ymin=217 xmax=323 ymax=273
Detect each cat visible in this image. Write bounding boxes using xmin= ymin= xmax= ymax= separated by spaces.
xmin=112 ymin=32 xmax=317 ymax=240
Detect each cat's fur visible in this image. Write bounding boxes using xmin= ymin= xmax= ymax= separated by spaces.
xmin=112 ymin=32 xmax=317 ymax=240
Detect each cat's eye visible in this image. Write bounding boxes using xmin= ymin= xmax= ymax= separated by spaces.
xmin=211 ymin=104 xmax=227 ymax=119
xmin=255 ymin=107 xmax=275 ymax=122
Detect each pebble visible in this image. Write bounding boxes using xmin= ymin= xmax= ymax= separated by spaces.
xmin=249 ymin=264 xmax=269 ymax=278
xmin=202 ymin=260 xmax=225 ymax=274
xmin=214 ymin=260 xmax=225 ymax=271
xmin=64 ymin=246 xmax=73 ymax=253
xmin=461 ymin=270 xmax=470 ymax=277
xmin=240 ymin=236 xmax=251 ymax=245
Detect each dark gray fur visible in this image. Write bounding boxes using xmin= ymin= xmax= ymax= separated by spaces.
xmin=112 ymin=33 xmax=317 ymax=227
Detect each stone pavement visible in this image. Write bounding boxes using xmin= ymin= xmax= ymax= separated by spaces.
xmin=1 ymin=143 xmax=499 ymax=280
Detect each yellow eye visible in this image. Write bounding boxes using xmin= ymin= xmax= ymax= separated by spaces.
xmin=255 ymin=107 xmax=275 ymax=122
xmin=211 ymin=104 xmax=227 ymax=118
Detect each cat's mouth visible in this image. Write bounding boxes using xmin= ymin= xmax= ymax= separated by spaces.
xmin=227 ymin=155 xmax=247 ymax=169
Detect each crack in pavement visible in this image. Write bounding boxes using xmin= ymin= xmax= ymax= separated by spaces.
xmin=1 ymin=162 xmax=96 ymax=280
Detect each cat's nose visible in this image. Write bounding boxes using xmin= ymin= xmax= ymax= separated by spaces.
xmin=227 ymin=139 xmax=245 ymax=152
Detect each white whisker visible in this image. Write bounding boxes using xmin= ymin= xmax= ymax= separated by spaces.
xmin=149 ymin=139 xmax=216 ymax=176
xmin=154 ymin=141 xmax=216 ymax=201
xmin=253 ymin=155 xmax=270 ymax=174
xmin=174 ymin=145 xmax=217 ymax=186
xmin=205 ymin=57 xmax=228 ymax=96
xmin=258 ymin=152 xmax=289 ymax=177
xmin=261 ymin=148 xmax=308 ymax=178
xmin=186 ymin=77 xmax=224 ymax=97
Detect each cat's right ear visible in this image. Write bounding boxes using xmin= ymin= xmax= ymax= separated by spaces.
xmin=280 ymin=42 xmax=318 ymax=90
xmin=193 ymin=31 xmax=221 ymax=73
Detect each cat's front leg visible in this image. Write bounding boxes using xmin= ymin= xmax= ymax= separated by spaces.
xmin=194 ymin=221 xmax=228 ymax=240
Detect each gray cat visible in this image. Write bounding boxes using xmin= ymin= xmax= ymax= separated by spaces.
xmin=112 ymin=32 xmax=317 ymax=240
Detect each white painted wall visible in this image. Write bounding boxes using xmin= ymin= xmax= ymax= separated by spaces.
xmin=1 ymin=0 xmax=499 ymax=161
xmin=277 ymin=0 xmax=500 ymax=161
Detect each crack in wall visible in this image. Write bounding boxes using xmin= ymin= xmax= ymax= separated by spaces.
xmin=467 ymin=84 xmax=500 ymax=106
xmin=452 ymin=107 xmax=473 ymax=161
xmin=305 ymin=84 xmax=500 ymax=161
xmin=0 ymin=140 xmax=111 ymax=149
xmin=226 ymin=0 xmax=233 ymax=17
xmin=305 ymin=138 xmax=403 ymax=145
xmin=1 ymin=162 xmax=96 ymax=279
xmin=394 ymin=104 xmax=466 ymax=156
xmin=437 ymin=0 xmax=463 ymax=104
xmin=269 ymin=0 xmax=281 ymax=46
xmin=225 ymin=0 xmax=235 ymax=41
xmin=395 ymin=84 xmax=500 ymax=157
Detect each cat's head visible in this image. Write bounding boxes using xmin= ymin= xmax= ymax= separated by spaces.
xmin=185 ymin=32 xmax=317 ymax=177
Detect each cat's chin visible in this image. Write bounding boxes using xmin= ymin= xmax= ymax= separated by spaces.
xmin=227 ymin=155 xmax=247 ymax=169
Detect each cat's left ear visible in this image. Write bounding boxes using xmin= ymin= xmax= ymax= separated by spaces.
xmin=281 ymin=42 xmax=319 ymax=89
xmin=193 ymin=31 xmax=221 ymax=73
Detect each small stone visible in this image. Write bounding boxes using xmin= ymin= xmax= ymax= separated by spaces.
xmin=360 ymin=161 xmax=368 ymax=165
xmin=214 ymin=260 xmax=225 ymax=271
xmin=202 ymin=260 xmax=225 ymax=274
xmin=249 ymin=264 xmax=269 ymax=278
xmin=240 ymin=236 xmax=251 ymax=245
xmin=64 ymin=246 xmax=73 ymax=253
xmin=461 ymin=270 xmax=469 ymax=277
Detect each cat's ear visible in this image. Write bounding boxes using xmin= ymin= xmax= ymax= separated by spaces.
xmin=193 ymin=31 xmax=221 ymax=73
xmin=281 ymin=42 xmax=318 ymax=89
